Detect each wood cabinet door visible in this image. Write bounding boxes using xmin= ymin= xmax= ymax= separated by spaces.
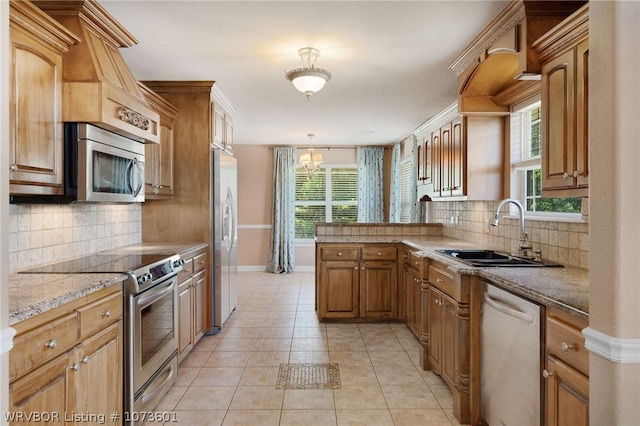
xmin=359 ymin=261 xmax=397 ymax=318
xmin=428 ymin=287 xmax=442 ymax=374
xmin=9 ymin=353 xmax=73 ymax=424
xmin=398 ymin=265 xmax=408 ymax=322
xmin=575 ymin=40 xmax=589 ymax=189
xmin=193 ymin=270 xmax=207 ymax=342
xmin=545 ymin=355 xmax=589 ymax=426
xmin=450 ymin=118 xmax=465 ymax=197
xmin=157 ymin=121 xmax=175 ymax=196
xmin=178 ymin=278 xmax=194 ymax=358
xmin=212 ymin=106 xmax=225 ymax=149
xmin=441 ymin=294 xmax=457 ymax=388
xmin=412 ymin=271 xmax=422 ymax=339
xmin=405 ymin=266 xmax=415 ymax=333
xmin=431 ymin=129 xmax=441 ymax=194
xmin=440 ymin=123 xmax=452 ymax=195
xmin=74 ymin=322 xmax=123 ymax=425
xmin=9 ymin=28 xmax=64 ymax=194
xmin=318 ymin=261 xmax=359 ymax=319
xmin=541 ymin=48 xmax=576 ymax=191
xmin=144 ymin=143 xmax=160 ymax=195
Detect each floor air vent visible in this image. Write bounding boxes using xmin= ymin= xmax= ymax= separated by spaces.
xmin=276 ymin=363 xmax=341 ymax=390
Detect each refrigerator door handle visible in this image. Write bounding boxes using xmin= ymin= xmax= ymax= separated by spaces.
xmin=226 ymin=188 xmax=235 ymax=253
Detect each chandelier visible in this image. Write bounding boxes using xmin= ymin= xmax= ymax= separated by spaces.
xmin=285 ymin=47 xmax=332 ymax=100
xmin=299 ymin=133 xmax=324 ymax=178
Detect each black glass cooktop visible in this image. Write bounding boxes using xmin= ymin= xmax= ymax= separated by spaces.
xmin=21 ymin=253 xmax=170 ymax=274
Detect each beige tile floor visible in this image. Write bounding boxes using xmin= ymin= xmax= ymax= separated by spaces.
xmin=152 ymin=271 xmax=462 ymax=426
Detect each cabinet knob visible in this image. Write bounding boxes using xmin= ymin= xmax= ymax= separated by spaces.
xmin=70 ymin=363 xmax=80 ymax=372
xmin=10 ymin=164 xmax=17 ymax=172
xmin=377 ymin=252 xmax=382 ymax=256
xmin=45 ymin=339 xmax=57 ymax=349
xmin=563 ymin=172 xmax=571 ymax=179
xmin=102 ymin=310 xmax=111 ymax=318
xmin=361 ymin=267 xmax=365 ymax=270
xmin=81 ymin=356 xmax=90 ymax=364
xmin=403 ymin=254 xmax=408 ymax=258
xmin=542 ymin=369 xmax=553 ymax=379
xmin=561 ymin=342 xmax=574 ymax=352
xmin=200 ymin=260 xmax=205 ymax=264
xmin=436 ymin=278 xmax=444 ymax=283
xmin=354 ymin=266 xmax=359 ymax=270
xmin=337 ymin=252 xmax=343 ymax=256
xmin=573 ymin=170 xmax=583 ymax=178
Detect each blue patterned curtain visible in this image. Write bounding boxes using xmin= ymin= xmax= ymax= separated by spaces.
xmin=357 ymin=147 xmax=384 ymax=223
xmin=409 ymin=135 xmax=419 ymax=222
xmin=265 ymin=146 xmax=296 ymax=273
xmin=389 ymin=143 xmax=401 ymax=223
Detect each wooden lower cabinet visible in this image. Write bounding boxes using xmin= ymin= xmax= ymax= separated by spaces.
xmin=544 ymin=307 xmax=589 ymax=426
xmin=177 ymin=247 xmax=209 ymax=363
xmin=545 ymin=355 xmax=589 ymax=426
xmin=316 ymin=244 xmax=398 ymax=320
xmin=9 ymin=285 xmax=123 ymax=425
xmin=360 ymin=261 xmax=397 ymax=318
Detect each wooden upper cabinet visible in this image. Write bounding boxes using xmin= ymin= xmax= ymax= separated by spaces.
xmin=8 ymin=0 xmax=79 ymax=196
xmin=211 ymin=85 xmax=237 ymax=154
xmin=534 ymin=4 xmax=589 ymax=197
xmin=425 ymin=106 xmax=503 ymax=201
xmin=450 ymin=0 xmax=587 ymax=114
xmin=139 ymin=82 xmax=179 ymax=199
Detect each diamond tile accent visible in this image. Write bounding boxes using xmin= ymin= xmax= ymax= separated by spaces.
xmin=276 ymin=363 xmax=341 ymax=390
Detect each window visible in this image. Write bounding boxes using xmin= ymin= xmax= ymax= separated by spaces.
xmin=399 ymin=159 xmax=413 ymax=222
xmin=295 ymin=166 xmax=358 ymax=239
xmin=510 ymin=100 xmax=581 ymax=217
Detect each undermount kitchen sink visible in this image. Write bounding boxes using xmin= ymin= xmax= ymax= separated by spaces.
xmin=435 ymin=249 xmax=563 ymax=268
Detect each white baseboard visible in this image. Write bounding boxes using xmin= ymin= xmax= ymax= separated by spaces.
xmin=0 ymin=327 xmax=16 ymax=355
xmin=583 ymin=327 xmax=640 ymax=363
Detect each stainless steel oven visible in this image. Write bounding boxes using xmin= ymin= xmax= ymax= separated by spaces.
xmin=124 ymin=255 xmax=184 ymax=421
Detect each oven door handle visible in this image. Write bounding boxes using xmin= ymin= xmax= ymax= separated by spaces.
xmin=137 ymin=280 xmax=175 ymax=307
xmin=140 ymin=361 xmax=175 ymax=405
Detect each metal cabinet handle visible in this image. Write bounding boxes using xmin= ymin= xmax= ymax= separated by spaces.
xmin=70 ymin=363 xmax=80 ymax=372
xmin=561 ymin=342 xmax=574 ymax=352
xmin=102 ymin=310 xmax=111 ymax=318
xmin=10 ymin=164 xmax=18 ymax=172
xmin=436 ymin=278 xmax=444 ymax=283
xmin=45 ymin=340 xmax=57 ymax=349
xmin=573 ymin=170 xmax=583 ymax=177
xmin=563 ymin=172 xmax=571 ymax=179
xmin=81 ymin=356 xmax=90 ymax=364
xmin=542 ymin=369 xmax=553 ymax=378
xmin=403 ymin=254 xmax=408 ymax=258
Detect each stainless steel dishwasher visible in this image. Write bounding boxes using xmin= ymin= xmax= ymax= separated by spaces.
xmin=481 ymin=282 xmax=543 ymax=426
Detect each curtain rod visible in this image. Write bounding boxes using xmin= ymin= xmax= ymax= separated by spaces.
xmin=268 ymin=145 xmax=389 ymax=150
xmin=269 ymin=146 xmax=357 ymax=150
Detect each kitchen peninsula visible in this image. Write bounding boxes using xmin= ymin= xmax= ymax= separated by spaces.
xmin=315 ymin=222 xmax=588 ymax=424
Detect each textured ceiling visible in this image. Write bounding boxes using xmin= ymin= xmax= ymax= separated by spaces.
xmin=100 ymin=1 xmax=509 ymax=146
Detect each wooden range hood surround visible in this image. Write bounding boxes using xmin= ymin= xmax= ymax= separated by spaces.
xmin=32 ymin=0 xmax=159 ymax=143
xmin=450 ymin=0 xmax=587 ymax=115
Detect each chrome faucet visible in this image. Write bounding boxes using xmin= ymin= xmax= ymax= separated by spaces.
xmin=489 ymin=198 xmax=532 ymax=256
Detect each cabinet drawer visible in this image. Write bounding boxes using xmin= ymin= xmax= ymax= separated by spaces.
xmin=77 ymin=291 xmax=123 ymax=340
xmin=428 ymin=264 xmax=454 ymax=297
xmin=178 ymin=258 xmax=193 ymax=282
xmin=361 ymin=246 xmax=397 ymax=261
xmin=193 ymin=252 xmax=207 ymax=273
xmin=10 ymin=312 xmax=78 ymax=381
xmin=546 ymin=316 xmax=588 ymax=376
xmin=320 ymin=247 xmax=359 ymax=261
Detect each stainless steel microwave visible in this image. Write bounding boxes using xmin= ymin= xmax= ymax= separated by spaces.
xmin=66 ymin=123 xmax=145 ymax=203
xmin=10 ymin=123 xmax=146 ymax=204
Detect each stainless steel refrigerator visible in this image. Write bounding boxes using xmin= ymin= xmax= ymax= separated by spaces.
xmin=207 ymin=149 xmax=238 ymax=334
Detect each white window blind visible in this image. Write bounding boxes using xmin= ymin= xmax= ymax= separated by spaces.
xmin=295 ymin=166 xmax=357 ymax=239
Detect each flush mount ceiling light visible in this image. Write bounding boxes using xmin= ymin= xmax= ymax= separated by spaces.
xmin=285 ymin=47 xmax=332 ymax=100
xmin=299 ymin=133 xmax=324 ymax=178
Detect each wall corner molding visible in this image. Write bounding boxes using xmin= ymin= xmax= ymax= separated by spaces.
xmin=583 ymin=327 xmax=640 ymax=363
xmin=0 ymin=327 xmax=16 ymax=355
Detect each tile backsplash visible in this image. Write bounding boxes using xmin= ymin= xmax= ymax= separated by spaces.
xmin=432 ymin=200 xmax=589 ymax=269
xmin=9 ymin=203 xmax=142 ymax=273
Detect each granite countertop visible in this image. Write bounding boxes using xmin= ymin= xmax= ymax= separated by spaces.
xmin=8 ymin=242 xmax=208 ymax=326
xmin=317 ymin=235 xmax=589 ymax=320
